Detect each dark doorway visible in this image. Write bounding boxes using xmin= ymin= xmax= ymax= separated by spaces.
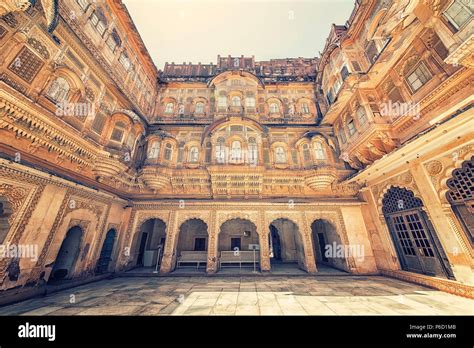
xmin=383 ymin=187 xmax=454 ymax=279
xmin=49 ymin=226 xmax=83 ymax=282
xmin=318 ymin=233 xmax=328 ymax=262
xmin=194 ymin=237 xmax=206 ymax=251
xmin=96 ymin=229 xmax=116 ymax=274
xmin=270 ymin=225 xmax=281 ymax=261
xmin=137 ymin=232 xmax=148 ymax=266
xmin=231 ymin=237 xmax=241 ymax=251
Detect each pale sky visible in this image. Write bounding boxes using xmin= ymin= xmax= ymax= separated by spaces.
xmin=122 ymin=0 xmax=355 ymax=70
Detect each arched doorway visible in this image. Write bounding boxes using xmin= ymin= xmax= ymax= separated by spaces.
xmin=382 ymin=187 xmax=453 ymax=278
xmin=49 ymin=226 xmax=83 ymax=282
xmin=218 ymin=218 xmax=259 ymax=270
xmin=135 ymin=219 xmax=166 ymax=268
xmin=269 ymin=218 xmax=305 ymax=271
xmin=96 ymin=229 xmax=117 ymax=274
xmin=175 ymin=219 xmax=209 ymax=270
xmin=0 ymin=197 xmax=12 ymax=244
xmin=446 ymin=157 xmax=473 ymax=248
xmin=311 ymin=220 xmax=348 ymax=272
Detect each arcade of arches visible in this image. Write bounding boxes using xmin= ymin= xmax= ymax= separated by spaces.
xmin=0 ymin=0 xmax=473 ymax=302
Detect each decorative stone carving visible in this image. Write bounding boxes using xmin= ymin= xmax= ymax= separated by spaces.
xmin=305 ymin=167 xmax=338 ymax=191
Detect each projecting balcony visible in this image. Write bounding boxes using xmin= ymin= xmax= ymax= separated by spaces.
xmin=139 ymin=167 xmax=170 ymax=192
xmin=304 ymin=166 xmax=338 ymax=191
xmin=92 ymin=154 xmax=128 ymax=181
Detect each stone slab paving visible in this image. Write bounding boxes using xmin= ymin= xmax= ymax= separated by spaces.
xmin=0 ymin=276 xmax=472 ymax=316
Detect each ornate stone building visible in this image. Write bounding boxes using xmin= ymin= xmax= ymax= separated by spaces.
xmin=0 ymin=0 xmax=472 ymax=300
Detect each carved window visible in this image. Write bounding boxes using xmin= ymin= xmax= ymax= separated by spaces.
xmin=77 ymin=0 xmax=89 ymax=11
xmin=148 ymin=142 xmax=160 ymax=159
xmin=232 ymin=96 xmax=241 ymax=107
xmin=89 ymin=10 xmax=108 ymax=36
xmin=406 ymin=62 xmax=432 ymax=93
xmin=195 ymin=102 xmax=205 ymax=114
xmin=357 ymin=106 xmax=367 ymax=126
xmin=443 ymin=0 xmax=473 ymax=30
xmin=216 ymin=138 xmax=226 ymax=164
xmin=218 ymin=96 xmax=227 ymax=108
xmin=447 ymin=157 xmax=474 ymax=245
xmin=92 ymin=112 xmax=107 ymax=134
xmin=246 ymin=97 xmax=256 ymax=108
xmin=275 ymin=146 xmax=287 ymax=164
xmin=269 ymin=103 xmax=280 ymax=114
xmin=365 ymin=40 xmax=379 ymax=64
xmin=248 ymin=137 xmax=258 ymax=164
xmin=230 ymin=141 xmax=242 ymax=161
xmin=110 ymin=122 xmax=126 ymax=143
xmin=119 ymin=52 xmax=131 ymax=71
xmin=164 ymin=143 xmax=173 ymax=160
xmin=340 ymin=65 xmax=349 ymax=81
xmin=165 ymin=102 xmax=174 ymax=114
xmin=189 ymin=146 xmax=199 ymax=163
xmin=303 ymin=143 xmax=311 ymax=162
xmin=314 ymin=142 xmax=326 ymax=160
xmin=8 ymin=47 xmax=43 ymax=83
xmin=47 ymin=77 xmax=70 ymax=103
xmin=346 ymin=119 xmax=356 ymax=136
xmin=106 ymin=30 xmax=121 ymax=52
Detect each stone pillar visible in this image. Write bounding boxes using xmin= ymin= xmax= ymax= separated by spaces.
xmin=159 ymin=211 xmax=177 ymax=274
xmin=300 ymin=213 xmax=317 ymax=274
xmin=410 ymin=164 xmax=474 ymax=284
xmin=258 ymin=230 xmax=271 ymax=272
xmin=206 ymin=211 xmax=219 ymax=273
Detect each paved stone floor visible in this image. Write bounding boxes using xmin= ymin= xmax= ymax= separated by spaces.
xmin=0 ymin=276 xmax=472 ymax=315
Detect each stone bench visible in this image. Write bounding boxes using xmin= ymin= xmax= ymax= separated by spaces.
xmin=176 ymin=251 xmax=208 ymax=269
xmin=219 ymin=251 xmax=260 ymax=269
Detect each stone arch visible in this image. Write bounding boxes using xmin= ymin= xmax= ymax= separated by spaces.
xmin=43 ymin=66 xmax=85 ymax=103
xmin=268 ymin=217 xmax=306 ymax=270
xmin=376 ymin=180 xmax=423 ymax=217
xmin=44 ymin=207 xmax=100 ymax=280
xmin=310 ymin=219 xmax=349 ymax=272
xmin=48 ymin=225 xmax=84 ymax=282
xmin=174 ymin=218 xmax=209 ymax=269
xmin=133 ymin=217 xmax=167 ymax=267
xmin=218 ymin=218 xmax=258 ymax=253
xmin=95 ymin=228 xmax=117 ymax=274
xmin=438 ymin=150 xmax=473 ymax=205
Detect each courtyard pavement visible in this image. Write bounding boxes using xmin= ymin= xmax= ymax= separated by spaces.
xmin=0 ymin=276 xmax=472 ymax=315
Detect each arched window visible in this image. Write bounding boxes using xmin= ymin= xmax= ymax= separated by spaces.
xmin=314 ymin=142 xmax=326 ymax=160
xmin=275 ymin=146 xmax=286 ymax=163
xmin=231 ymin=140 xmax=242 ymax=161
xmin=232 ymin=96 xmax=241 ymax=107
xmin=303 ymin=144 xmax=311 ymax=162
xmin=189 ymin=146 xmax=199 ymax=163
xmin=218 ymin=96 xmax=227 ymax=108
xmin=106 ymin=30 xmax=121 ymax=52
xmin=216 ymin=137 xmax=226 ymax=163
xmin=195 ymin=102 xmax=205 ymax=114
xmin=47 ymin=77 xmax=70 ymax=103
xmin=248 ymin=137 xmax=258 ymax=164
xmin=205 ymin=142 xmax=212 ymax=163
xmin=301 ymin=103 xmax=310 ymax=114
xmin=165 ymin=103 xmax=174 ymax=114
xmin=164 ymin=143 xmax=173 ymax=161
xmin=110 ymin=122 xmax=126 ymax=143
xmin=148 ymin=141 xmax=160 ymax=159
xmin=270 ymin=103 xmax=280 ymax=114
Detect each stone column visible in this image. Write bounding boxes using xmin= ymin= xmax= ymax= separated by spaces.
xmin=206 ymin=210 xmax=219 ymax=273
xmin=159 ymin=210 xmax=177 ymax=274
xmin=410 ymin=164 xmax=474 ymax=284
xmin=258 ymin=230 xmax=271 ymax=272
xmin=300 ymin=213 xmax=317 ymax=274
